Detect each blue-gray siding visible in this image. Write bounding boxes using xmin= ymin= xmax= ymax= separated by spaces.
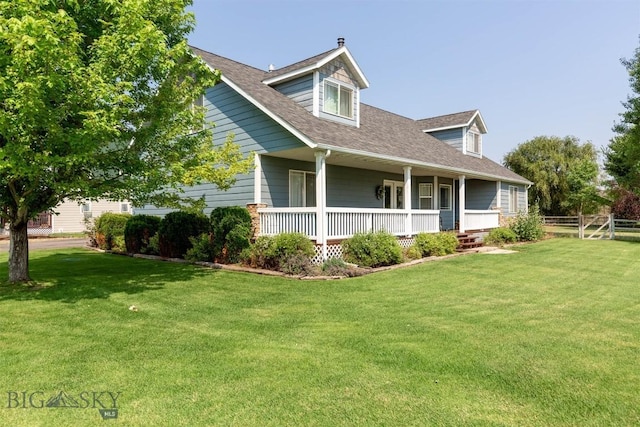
xmin=137 ymin=82 xmax=306 ymax=216
xmin=466 ymin=180 xmax=497 ymax=210
xmin=500 ymin=182 xmax=527 ymax=216
xmin=428 ymin=128 xmax=463 ymax=151
xmin=273 ymin=75 xmax=314 ymax=112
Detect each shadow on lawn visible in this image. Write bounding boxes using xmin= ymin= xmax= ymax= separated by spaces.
xmin=0 ymin=249 xmax=214 ymax=303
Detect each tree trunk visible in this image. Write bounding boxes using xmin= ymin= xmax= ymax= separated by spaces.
xmin=9 ymin=221 xmax=31 ymax=283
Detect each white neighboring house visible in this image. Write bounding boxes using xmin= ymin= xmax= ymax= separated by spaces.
xmin=0 ymin=199 xmax=131 ymax=236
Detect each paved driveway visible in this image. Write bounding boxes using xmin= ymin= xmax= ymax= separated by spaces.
xmin=0 ymin=238 xmax=89 ymax=253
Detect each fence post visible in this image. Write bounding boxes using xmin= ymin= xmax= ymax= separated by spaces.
xmin=578 ymin=215 xmax=583 ymax=239
xmin=610 ymin=213 xmax=615 ymax=240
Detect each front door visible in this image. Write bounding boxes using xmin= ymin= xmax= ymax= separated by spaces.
xmin=383 ymin=180 xmax=403 ymax=209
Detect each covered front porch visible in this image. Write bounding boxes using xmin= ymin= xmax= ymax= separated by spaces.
xmin=257 ymin=207 xmax=500 ymax=240
xmin=252 ymin=149 xmax=504 ymax=258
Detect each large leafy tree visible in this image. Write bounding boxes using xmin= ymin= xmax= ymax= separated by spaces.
xmin=604 ymin=38 xmax=640 ymax=191
xmin=503 ymin=136 xmax=599 ymax=216
xmin=0 ymin=0 xmax=252 ymax=283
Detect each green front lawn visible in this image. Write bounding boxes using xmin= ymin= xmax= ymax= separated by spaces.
xmin=1 ymin=239 xmax=639 ymax=426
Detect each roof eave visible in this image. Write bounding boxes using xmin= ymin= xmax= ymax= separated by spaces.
xmin=315 ymin=143 xmax=531 ymax=184
xmin=262 ymin=46 xmax=370 ymax=88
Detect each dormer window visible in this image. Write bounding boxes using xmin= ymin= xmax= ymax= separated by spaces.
xmin=466 ymin=130 xmax=481 ymax=155
xmin=323 ymin=80 xmax=353 ymax=119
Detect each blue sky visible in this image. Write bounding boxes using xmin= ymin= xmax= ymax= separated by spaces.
xmin=187 ymin=0 xmax=639 ymax=163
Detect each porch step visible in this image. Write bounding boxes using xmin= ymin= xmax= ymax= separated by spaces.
xmin=456 ymin=233 xmax=483 ymax=251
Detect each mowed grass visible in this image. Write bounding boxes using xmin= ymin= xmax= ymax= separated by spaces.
xmin=1 ymin=239 xmax=639 ymax=426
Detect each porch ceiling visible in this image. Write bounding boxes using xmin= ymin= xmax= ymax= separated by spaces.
xmin=265 ymin=148 xmax=491 ymax=180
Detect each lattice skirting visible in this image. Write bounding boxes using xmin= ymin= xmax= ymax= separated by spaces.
xmin=312 ymin=236 xmax=417 ymax=264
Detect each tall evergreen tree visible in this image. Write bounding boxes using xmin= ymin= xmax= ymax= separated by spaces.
xmin=604 ymin=37 xmax=640 ymax=191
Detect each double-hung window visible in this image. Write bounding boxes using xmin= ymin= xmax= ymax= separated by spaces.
xmin=323 ymin=80 xmax=353 ymax=118
xmin=439 ymin=184 xmax=452 ymax=210
xmin=467 ymin=131 xmax=481 ymax=154
xmin=81 ymin=202 xmax=92 ymax=219
xmin=509 ymin=186 xmax=519 ymax=213
xmin=419 ymin=183 xmax=433 ymax=209
xmin=289 ymin=171 xmax=316 ymax=207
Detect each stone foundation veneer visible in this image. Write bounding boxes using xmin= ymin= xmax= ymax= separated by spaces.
xmin=246 ymin=203 xmax=267 ymax=241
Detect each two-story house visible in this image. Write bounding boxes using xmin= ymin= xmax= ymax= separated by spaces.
xmin=139 ymin=38 xmax=530 ymax=259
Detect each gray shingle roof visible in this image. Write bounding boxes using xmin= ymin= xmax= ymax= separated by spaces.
xmin=416 ymin=110 xmax=479 ymax=131
xmin=191 ymin=46 xmax=529 ymax=184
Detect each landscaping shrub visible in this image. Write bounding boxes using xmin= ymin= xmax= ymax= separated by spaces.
xmin=414 ymin=232 xmax=458 ymax=257
xmin=341 ymin=230 xmax=403 ymax=268
xmin=509 ymin=206 xmax=544 ymax=241
xmin=185 ymin=233 xmax=215 ymax=262
xmin=94 ymin=212 xmax=131 ymax=251
xmin=484 ymin=227 xmax=517 ymax=246
xmin=158 ymin=211 xmax=210 ymax=258
xmin=321 ymin=257 xmax=367 ymax=277
xmin=280 ymin=253 xmax=315 ymax=276
xmin=210 ymin=206 xmax=252 ymax=263
xmin=242 ymin=233 xmax=314 ymax=272
xmin=124 ymin=215 xmax=161 ymax=254
xmin=241 ymin=235 xmax=277 ymax=270
xmin=404 ymin=245 xmax=423 ymax=260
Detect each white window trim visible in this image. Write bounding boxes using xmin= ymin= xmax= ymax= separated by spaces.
xmin=323 ymin=78 xmax=354 ymax=119
xmin=383 ymin=180 xmax=404 ymax=209
xmin=439 ymin=184 xmax=452 ymax=211
xmin=289 ymin=170 xmax=316 ymax=207
xmin=509 ymin=186 xmax=519 ymax=213
xmin=120 ymin=203 xmax=130 ymax=213
xmin=466 ymin=130 xmax=482 ymax=155
xmin=418 ymin=183 xmax=433 ymax=210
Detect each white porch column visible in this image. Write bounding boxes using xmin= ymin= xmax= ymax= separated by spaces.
xmin=315 ymin=150 xmax=329 ymax=259
xmin=254 ymin=153 xmax=262 ymax=203
xmin=458 ymin=175 xmax=466 ymax=233
xmin=403 ymin=166 xmax=412 ymax=236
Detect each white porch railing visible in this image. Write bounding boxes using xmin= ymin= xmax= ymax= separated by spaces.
xmin=258 ymin=207 xmax=317 ymax=239
xmin=465 ymin=210 xmax=500 ymax=230
xmin=259 ymin=207 xmax=441 ymax=240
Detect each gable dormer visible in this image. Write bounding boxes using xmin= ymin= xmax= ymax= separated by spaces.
xmin=263 ymin=38 xmax=369 ymax=127
xmin=417 ymin=110 xmax=487 ymax=158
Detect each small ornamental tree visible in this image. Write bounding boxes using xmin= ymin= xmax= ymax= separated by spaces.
xmin=610 ymin=186 xmax=640 ymax=220
xmin=0 ymin=0 xmax=253 ymax=282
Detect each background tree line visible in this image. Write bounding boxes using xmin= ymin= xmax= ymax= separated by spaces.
xmin=503 ymin=36 xmax=640 ymax=219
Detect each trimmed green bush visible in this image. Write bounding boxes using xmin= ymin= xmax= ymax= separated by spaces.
xmin=414 ymin=232 xmax=458 ymax=257
xmin=341 ymin=230 xmax=403 ymax=268
xmin=94 ymin=212 xmax=131 ymax=251
xmin=185 ymin=233 xmax=215 ymax=262
xmin=484 ymin=227 xmax=517 ymax=246
xmin=404 ymin=245 xmax=423 ymax=260
xmin=210 ymin=206 xmax=252 ymax=263
xmin=509 ymin=206 xmax=544 ymax=242
xmin=242 ymin=232 xmax=315 ymax=272
xmin=158 ymin=211 xmax=210 ymax=258
xmin=124 ymin=215 xmax=162 ymax=254
xmin=241 ymin=235 xmax=277 ymax=270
